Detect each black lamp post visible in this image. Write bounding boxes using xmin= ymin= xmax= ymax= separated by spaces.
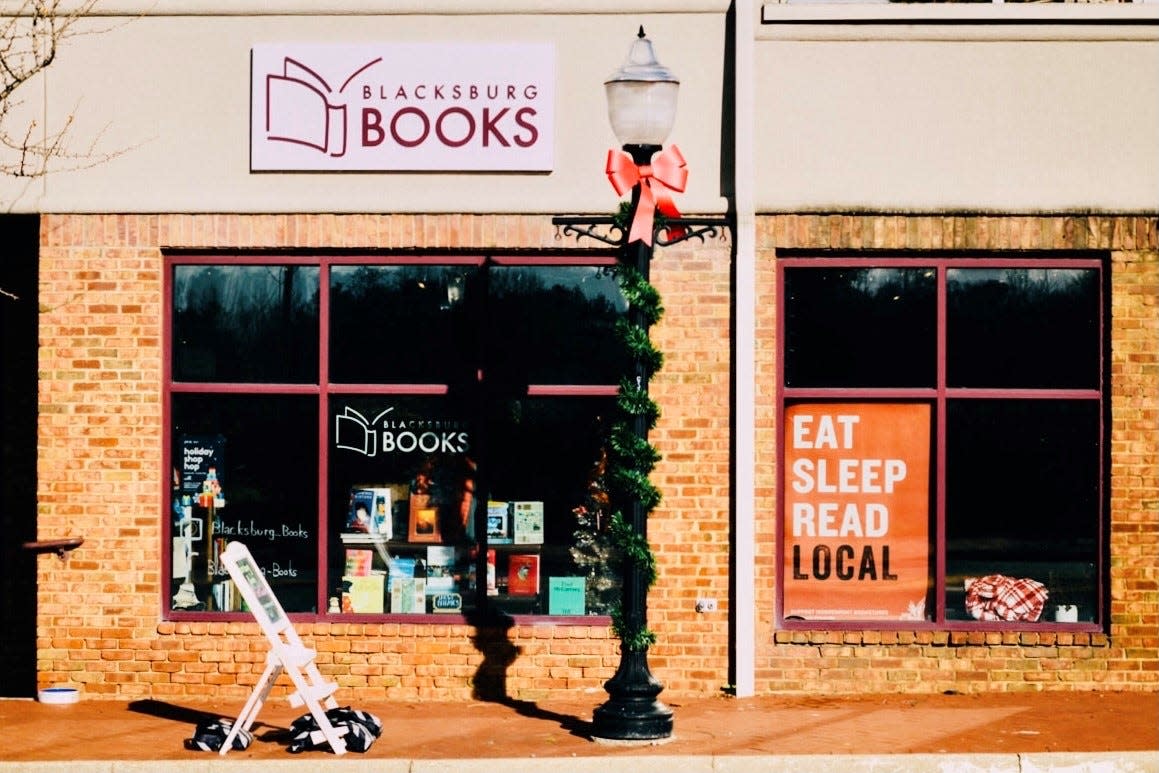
xmin=552 ymin=27 xmax=728 ymax=743
xmin=591 ymin=27 xmax=680 ymax=743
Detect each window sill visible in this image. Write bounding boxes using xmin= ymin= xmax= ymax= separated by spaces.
xmin=165 ymin=609 xmax=612 ymax=627
xmin=774 ymin=625 xmax=1108 ymax=646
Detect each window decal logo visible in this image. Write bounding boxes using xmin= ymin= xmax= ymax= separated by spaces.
xmin=335 ymin=406 xmax=470 ymax=457
xmin=334 ymin=406 xmax=394 ymax=457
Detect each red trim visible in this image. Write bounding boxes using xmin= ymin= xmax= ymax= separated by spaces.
xmin=162 ymin=260 xmax=174 ymax=618
xmin=317 ymin=261 xmax=331 ymax=616
xmin=776 ymin=253 xmax=1107 ymax=633
xmin=163 ymin=252 xmax=620 ymax=624
xmin=527 ymin=385 xmax=620 ymax=397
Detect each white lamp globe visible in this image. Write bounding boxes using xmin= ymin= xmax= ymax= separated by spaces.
xmin=604 ymin=27 xmax=680 ymax=147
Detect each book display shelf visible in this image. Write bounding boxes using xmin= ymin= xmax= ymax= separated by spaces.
xmin=336 ymin=492 xmax=588 ymax=619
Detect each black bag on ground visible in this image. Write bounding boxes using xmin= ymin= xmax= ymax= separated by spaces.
xmin=287 ymin=706 xmax=383 ymax=753
xmin=185 ymin=718 xmax=253 ymax=752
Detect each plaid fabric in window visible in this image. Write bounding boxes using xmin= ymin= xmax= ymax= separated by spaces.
xmin=964 ymin=574 xmax=1049 ymax=622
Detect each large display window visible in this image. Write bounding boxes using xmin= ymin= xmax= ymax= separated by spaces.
xmin=778 ymin=255 xmax=1105 ymax=629
xmin=166 ymin=255 xmax=624 ymax=621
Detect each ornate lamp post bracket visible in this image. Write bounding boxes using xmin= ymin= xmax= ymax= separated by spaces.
xmin=552 ymin=214 xmax=730 ymax=249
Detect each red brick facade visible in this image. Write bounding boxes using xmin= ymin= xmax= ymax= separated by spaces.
xmin=753 ymin=215 xmax=1159 ymax=693
xmin=33 ymin=213 xmax=1156 ymax=700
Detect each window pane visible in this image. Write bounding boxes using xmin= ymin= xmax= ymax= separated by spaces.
xmin=483 ymin=396 xmax=621 ymax=616
xmin=486 ymin=266 xmax=630 ymax=386
xmin=330 ymin=265 xmax=476 ymax=385
xmin=784 ymin=267 xmax=936 ymax=388
xmin=173 ymin=265 xmax=319 ymax=383
xmin=947 ymin=268 xmax=1100 ymax=389
xmin=170 ymin=394 xmax=319 ymax=613
xmin=329 ymin=395 xmax=477 ymax=615
xmin=945 ymin=399 xmax=1100 ymax=623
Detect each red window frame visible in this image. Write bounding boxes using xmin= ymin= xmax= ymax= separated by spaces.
xmin=775 ymin=251 xmax=1107 ymax=632
xmin=163 ymin=251 xmax=620 ymax=623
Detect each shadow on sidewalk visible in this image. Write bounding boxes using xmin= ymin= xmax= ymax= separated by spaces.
xmin=128 ymin=698 xmax=222 ymax=727
xmin=127 ymin=698 xmax=293 ymax=748
xmin=468 ymin=608 xmax=593 ymax=741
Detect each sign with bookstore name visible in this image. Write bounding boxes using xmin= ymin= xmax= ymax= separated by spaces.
xmin=334 ymin=406 xmax=470 ymax=458
xmin=783 ymin=403 xmax=930 ymax=621
xmin=251 ymin=42 xmax=554 ymax=172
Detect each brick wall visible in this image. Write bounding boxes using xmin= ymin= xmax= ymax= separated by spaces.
xmin=33 ymin=213 xmax=1156 ymax=701
xmin=33 ymin=213 xmax=733 ymax=702
xmin=753 ymin=214 xmax=1159 ymax=693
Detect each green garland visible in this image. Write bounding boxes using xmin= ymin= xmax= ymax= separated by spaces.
xmin=604 ymin=202 xmax=665 ymax=652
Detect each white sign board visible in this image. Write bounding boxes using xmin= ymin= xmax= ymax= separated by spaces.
xmin=251 ymin=43 xmax=555 ymax=172
xmin=220 ymin=541 xmax=347 ymax=755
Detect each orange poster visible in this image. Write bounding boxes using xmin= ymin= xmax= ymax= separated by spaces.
xmin=783 ymin=403 xmax=930 ymax=622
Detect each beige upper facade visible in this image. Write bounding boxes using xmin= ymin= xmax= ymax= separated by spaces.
xmin=1 ymin=1 xmax=1154 ymax=216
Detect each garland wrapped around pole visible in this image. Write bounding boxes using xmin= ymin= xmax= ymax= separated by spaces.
xmin=588 ymin=173 xmax=674 ymax=741
xmin=606 ymin=201 xmax=664 ymax=651
xmin=552 ymin=143 xmax=728 ymax=743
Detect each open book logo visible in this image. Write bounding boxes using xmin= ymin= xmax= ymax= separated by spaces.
xmin=334 ymin=406 xmax=394 ymax=457
xmin=264 ymin=57 xmax=381 ymax=157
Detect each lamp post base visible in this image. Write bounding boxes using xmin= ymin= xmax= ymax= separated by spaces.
xmin=590 ymin=649 xmax=674 ymax=741
xmin=591 ymin=698 xmax=674 ymax=742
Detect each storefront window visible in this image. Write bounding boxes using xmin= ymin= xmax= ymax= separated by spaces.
xmin=170 ymin=394 xmax=319 ymax=613
xmin=779 ymin=256 xmax=1104 ymax=629
xmin=167 ymin=256 xmax=623 ymax=620
xmin=173 ymin=265 xmax=319 ymax=383
xmin=784 ymin=267 xmax=936 ymax=388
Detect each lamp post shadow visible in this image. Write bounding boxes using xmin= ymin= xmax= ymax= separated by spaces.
xmin=466 ymin=608 xmax=593 ymax=740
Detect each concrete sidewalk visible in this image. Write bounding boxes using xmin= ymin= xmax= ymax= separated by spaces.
xmin=0 ymin=690 xmax=1155 ymax=772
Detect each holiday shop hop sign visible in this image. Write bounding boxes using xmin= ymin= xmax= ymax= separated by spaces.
xmin=251 ymin=42 xmax=554 ymax=172
xmin=783 ymin=403 xmax=930 ymax=621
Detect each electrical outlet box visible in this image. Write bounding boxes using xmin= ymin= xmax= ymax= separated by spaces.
xmin=695 ymin=597 xmax=717 ymax=613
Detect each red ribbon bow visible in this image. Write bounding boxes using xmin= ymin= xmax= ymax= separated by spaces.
xmin=605 ymin=144 xmax=688 ymax=246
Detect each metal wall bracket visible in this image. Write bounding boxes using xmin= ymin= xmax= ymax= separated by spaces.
xmin=552 ymin=215 xmax=731 ymax=248
xmin=22 ymin=536 xmax=84 ymax=560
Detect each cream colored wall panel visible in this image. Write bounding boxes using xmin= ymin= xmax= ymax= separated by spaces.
xmin=754 ymin=39 xmax=1159 ymax=213
xmin=15 ymin=12 xmax=727 ymax=215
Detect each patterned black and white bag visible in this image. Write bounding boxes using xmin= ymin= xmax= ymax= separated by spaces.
xmin=186 ymin=718 xmax=254 ymax=752
xmin=287 ymin=706 xmax=383 ymax=754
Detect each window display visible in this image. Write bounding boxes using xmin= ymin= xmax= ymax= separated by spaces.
xmin=167 ymin=256 xmax=623 ymax=621
xmin=780 ymin=257 xmax=1105 ymax=628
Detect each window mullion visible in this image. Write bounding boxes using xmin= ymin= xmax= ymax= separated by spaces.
xmin=935 ymin=264 xmax=948 ymax=625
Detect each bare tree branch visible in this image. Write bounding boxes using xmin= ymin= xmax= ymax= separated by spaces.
xmin=1 ymin=0 xmax=121 ymax=178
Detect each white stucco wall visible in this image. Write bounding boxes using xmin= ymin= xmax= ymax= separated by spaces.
xmin=2 ymin=2 xmax=1155 ymax=216
xmin=0 ymin=2 xmax=729 ymax=214
xmin=755 ymin=4 xmax=1159 ymax=213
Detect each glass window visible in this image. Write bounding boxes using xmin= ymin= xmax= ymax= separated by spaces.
xmin=170 ymin=393 xmax=319 ymax=613
xmin=330 ymin=265 xmax=476 ymax=386
xmin=944 ymin=399 xmax=1100 ymax=622
xmin=481 ymin=396 xmax=620 ymax=615
xmin=173 ymin=265 xmax=319 ymax=383
xmin=167 ymin=257 xmax=623 ymax=621
xmin=328 ymin=395 xmax=479 ymax=615
xmin=779 ymin=255 xmax=1104 ymax=629
xmin=485 ymin=266 xmax=631 ymax=386
xmin=947 ymin=268 xmax=1100 ymax=389
xmin=784 ymin=267 xmax=937 ymax=389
